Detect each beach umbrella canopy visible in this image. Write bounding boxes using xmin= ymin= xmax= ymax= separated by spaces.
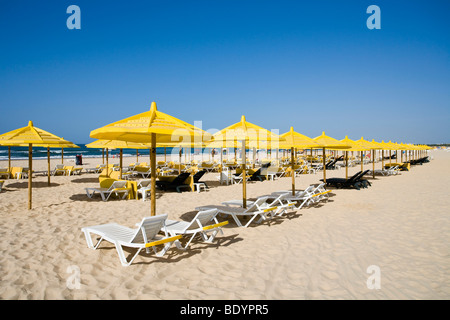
xmin=209 ymin=115 xmax=282 ymax=149
xmin=278 ymin=127 xmax=319 ymax=149
xmin=354 ymin=137 xmax=380 ymax=177
xmin=337 ymin=136 xmax=370 ymax=179
xmin=90 ymin=102 xmax=211 ymax=145
xmin=89 ymin=101 xmax=211 ymax=216
xmin=355 ymin=137 xmax=379 ymax=150
xmin=211 ymin=115 xmax=284 ymax=208
xmin=0 ymin=121 xmax=76 ymax=209
xmin=312 ymin=131 xmax=350 ymax=182
xmin=278 ymin=127 xmax=320 ymax=196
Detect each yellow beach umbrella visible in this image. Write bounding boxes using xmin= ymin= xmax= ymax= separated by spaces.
xmin=330 ymin=136 xmax=369 ymax=179
xmin=279 ymin=127 xmax=320 ymax=196
xmin=312 ymin=131 xmax=350 ymax=183
xmin=370 ymin=139 xmax=387 ymax=171
xmin=0 ymin=121 xmax=76 ymax=209
xmin=377 ymin=140 xmax=396 ymax=168
xmin=355 ymin=137 xmax=380 ymax=177
xmin=90 ymin=101 xmax=211 ymax=216
xmin=385 ymin=140 xmax=400 ymax=165
xmin=210 ymin=115 xmax=284 ymax=208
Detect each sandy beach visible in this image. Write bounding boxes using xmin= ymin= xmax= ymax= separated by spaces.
xmin=0 ymin=150 xmax=448 ymax=300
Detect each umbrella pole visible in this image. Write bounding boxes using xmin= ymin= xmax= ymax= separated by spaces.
xmin=361 ymin=151 xmax=363 ymax=172
xmin=372 ymin=150 xmax=375 ymax=179
xmin=322 ymin=147 xmax=326 ymax=183
xmin=382 ymin=150 xmax=384 ymax=169
xmin=8 ymin=146 xmax=11 ymax=173
xmin=106 ymin=148 xmax=109 ymax=177
xmin=219 ymin=147 xmax=223 ymax=181
xmin=47 ymin=147 xmax=51 ymax=186
xmin=242 ymin=140 xmax=247 ymax=209
xmin=179 ymin=148 xmax=182 ymax=174
xmin=136 ymin=149 xmax=138 ymax=163
xmin=150 ymin=133 xmax=156 ymax=216
xmin=28 ymin=143 xmax=32 ymax=210
xmin=102 ymin=148 xmax=104 ymax=164
xmin=291 ymin=147 xmax=295 ymax=196
xmin=61 ymin=148 xmax=64 ymax=164
xmin=345 ymin=151 xmax=348 ymax=179
xmin=119 ymin=149 xmax=123 ymax=180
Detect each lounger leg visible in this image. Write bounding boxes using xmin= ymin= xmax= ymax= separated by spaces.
xmin=247 ymin=213 xmax=267 ymax=227
xmin=115 ymin=242 xmax=142 ymax=267
xmin=229 ymin=213 xmax=243 ymax=227
xmin=100 ymin=192 xmax=108 ymax=201
xmin=202 ymin=229 xmax=220 ymax=243
xmin=85 ymin=189 xmax=95 ymax=199
xmin=154 ymin=241 xmax=175 ymax=257
xmin=82 ymin=230 xmax=104 ymax=250
xmin=184 ymin=233 xmax=198 ymax=248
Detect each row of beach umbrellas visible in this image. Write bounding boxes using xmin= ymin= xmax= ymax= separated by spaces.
xmin=0 ymin=102 xmax=431 ymax=211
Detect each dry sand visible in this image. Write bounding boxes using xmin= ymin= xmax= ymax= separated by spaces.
xmin=0 ymin=150 xmax=449 ymax=300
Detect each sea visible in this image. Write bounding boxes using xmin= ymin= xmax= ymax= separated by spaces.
xmin=0 ymin=144 xmax=198 ymax=161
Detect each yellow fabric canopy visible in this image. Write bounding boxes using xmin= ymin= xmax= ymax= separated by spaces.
xmin=355 ymin=137 xmax=379 ymax=150
xmin=330 ymin=136 xmax=369 ymax=151
xmin=0 ymin=121 xmax=74 ymax=146
xmin=278 ymin=127 xmax=320 ymax=149
xmin=370 ymin=139 xmax=385 ymax=149
xmin=208 ymin=115 xmax=284 ymax=149
xmin=312 ymin=131 xmax=350 ymax=149
xmin=90 ymin=101 xmax=211 ymax=144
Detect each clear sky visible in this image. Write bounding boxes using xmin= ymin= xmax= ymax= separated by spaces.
xmin=1 ymin=0 xmax=449 ymax=144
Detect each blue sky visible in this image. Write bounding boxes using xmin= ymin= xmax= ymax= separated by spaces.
xmin=0 ymin=0 xmax=449 ymax=144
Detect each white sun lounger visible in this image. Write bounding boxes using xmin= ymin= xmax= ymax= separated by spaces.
xmin=222 ymin=193 xmax=297 ymax=217
xmin=85 ymin=180 xmax=130 ymax=201
xmin=81 ymin=214 xmax=182 ymax=266
xmin=164 ymin=209 xmax=228 ymax=249
xmin=195 ymin=197 xmax=276 ymax=228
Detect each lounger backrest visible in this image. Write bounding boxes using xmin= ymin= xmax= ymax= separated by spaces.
xmin=187 ymin=209 xmax=219 ymax=230
xmin=303 ymin=185 xmax=315 ymax=194
xmin=171 ymin=172 xmax=190 ymax=184
xmin=193 ymin=170 xmax=207 ymax=182
xmin=269 ymin=193 xmax=288 ymax=206
xmin=108 ymin=180 xmax=128 ymax=190
xmin=348 ymin=171 xmax=363 ymax=182
xmin=138 ymin=179 xmax=152 ymax=188
xmin=131 ymin=214 xmax=168 ymax=244
xmin=356 ymin=170 xmax=370 ymax=180
xmin=245 ymin=196 xmax=269 ymax=213
xmin=55 ymin=164 xmax=65 ymax=169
